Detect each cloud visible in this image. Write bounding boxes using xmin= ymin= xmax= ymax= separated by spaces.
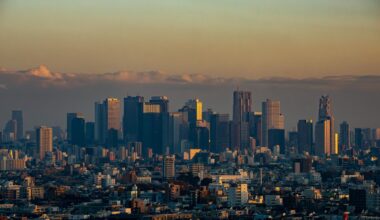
xmin=0 ymin=65 xmax=379 ymax=91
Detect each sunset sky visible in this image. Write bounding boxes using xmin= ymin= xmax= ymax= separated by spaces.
xmin=1 ymin=0 xmax=379 ymax=78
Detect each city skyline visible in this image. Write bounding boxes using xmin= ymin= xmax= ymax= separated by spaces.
xmin=0 ymin=64 xmax=379 ymax=130
xmin=2 ymin=1 xmax=380 ymax=218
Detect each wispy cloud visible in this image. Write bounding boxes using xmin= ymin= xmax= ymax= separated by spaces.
xmin=0 ymin=65 xmax=379 ymax=91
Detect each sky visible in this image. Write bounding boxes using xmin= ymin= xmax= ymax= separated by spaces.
xmin=0 ymin=1 xmax=379 ymax=130
xmin=0 ymin=0 xmax=379 ymax=78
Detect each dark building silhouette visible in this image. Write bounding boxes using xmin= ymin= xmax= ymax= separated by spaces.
xmin=268 ymin=129 xmax=285 ymax=154
xmin=297 ymin=120 xmax=313 ymax=154
xmin=71 ymin=117 xmax=85 ymax=147
xmin=248 ymin=112 xmax=262 ymax=146
xmin=195 ymin=125 xmax=209 ymax=151
xmin=95 ymin=102 xmax=105 ymax=144
xmin=355 ymin=128 xmax=363 ymax=149
xmin=107 ymin=128 xmax=119 ymax=148
xmin=123 ymin=96 xmax=144 ymax=143
xmin=85 ymin=122 xmax=95 ymax=145
xmin=339 ymin=121 xmax=350 ymax=151
xmin=233 ymin=90 xmax=251 ymax=122
xmin=142 ymin=102 xmax=169 ymax=156
xmin=67 ymin=112 xmax=83 ymax=142
xmin=210 ymin=114 xmax=230 ymax=153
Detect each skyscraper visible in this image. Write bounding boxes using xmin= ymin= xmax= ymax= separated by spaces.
xmin=66 ymin=112 xmax=83 ymax=141
xmin=232 ymin=91 xmax=251 ymax=151
xmin=185 ymin=99 xmax=203 ymax=121
xmin=169 ymin=112 xmax=183 ymax=154
xmin=339 ymin=121 xmax=350 ymax=151
xmin=123 ymin=96 xmax=144 ymax=143
xmin=95 ymin=98 xmax=121 ymax=145
xmin=318 ymin=95 xmax=335 ymax=153
xmin=355 ymin=128 xmax=363 ymax=149
xmin=71 ymin=116 xmax=85 ymax=147
xmin=210 ymin=113 xmax=230 ymax=153
xmin=11 ymin=110 xmax=23 ymax=140
xmin=95 ymin=101 xmax=105 ymax=143
xmin=36 ymin=126 xmax=53 ymax=160
xmin=85 ymin=122 xmax=95 ymax=145
xmin=248 ymin=112 xmax=262 ymax=146
xmin=268 ymin=129 xmax=285 ymax=154
xmin=261 ymin=99 xmax=284 ymax=147
xmin=149 ymin=96 xmax=169 ymax=113
xmin=104 ymin=98 xmax=121 ymax=133
xmin=163 ymin=155 xmax=175 ymax=180
xmin=142 ymin=102 xmax=168 ymax=156
xmin=297 ymin=120 xmax=313 ymax=154
xmin=315 ymin=120 xmax=331 ymax=156
xmin=233 ymin=90 xmax=252 ymax=122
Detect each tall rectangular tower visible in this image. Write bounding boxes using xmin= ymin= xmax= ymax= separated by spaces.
xmin=233 ymin=90 xmax=252 ymax=122
xmin=123 ymin=96 xmax=144 ymax=143
xmin=36 ymin=126 xmax=53 ymax=160
xmin=261 ymin=99 xmax=284 ymax=147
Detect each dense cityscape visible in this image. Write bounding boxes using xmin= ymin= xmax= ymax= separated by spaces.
xmin=0 ymin=91 xmax=380 ymax=219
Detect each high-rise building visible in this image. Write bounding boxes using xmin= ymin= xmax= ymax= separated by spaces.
xmin=123 ymin=96 xmax=144 ymax=143
xmin=11 ymin=110 xmax=23 ymax=140
xmin=185 ymin=99 xmax=203 ymax=121
xmin=232 ymin=91 xmax=251 ymax=151
xmin=233 ymin=90 xmax=252 ymax=122
xmin=36 ymin=126 xmax=53 ymax=160
xmin=66 ymin=112 xmax=83 ymax=142
xmin=149 ymin=96 xmax=169 ymax=113
xmin=95 ymin=98 xmax=121 ymax=145
xmin=268 ymin=129 xmax=285 ymax=154
xmin=163 ymin=155 xmax=175 ymax=180
xmin=71 ymin=117 xmax=85 ymax=147
xmin=318 ymin=95 xmax=335 ymax=152
xmin=142 ymin=102 xmax=169 ymax=156
xmin=340 ymin=121 xmax=350 ymax=151
xmin=104 ymin=98 xmax=121 ymax=135
xmin=355 ymin=128 xmax=363 ymax=149
xmin=95 ymin=102 xmax=105 ymax=143
xmin=85 ymin=122 xmax=95 ymax=145
xmin=261 ymin=99 xmax=284 ymax=147
xmin=315 ymin=120 xmax=331 ymax=156
xmin=248 ymin=112 xmax=262 ymax=146
xmin=210 ymin=113 xmax=230 ymax=153
xmin=169 ymin=112 xmax=183 ymax=154
xmin=297 ymin=120 xmax=313 ymax=154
